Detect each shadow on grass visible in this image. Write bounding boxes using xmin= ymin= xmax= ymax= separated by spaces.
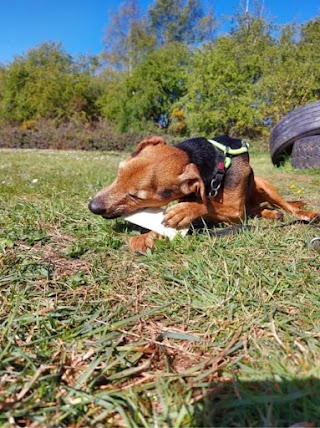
xmin=113 ymin=217 xmax=320 ymax=241
xmin=112 ymin=218 xmax=246 ymax=236
xmin=113 ymin=221 xmax=150 ymax=234
xmin=192 ymin=377 xmax=320 ymax=427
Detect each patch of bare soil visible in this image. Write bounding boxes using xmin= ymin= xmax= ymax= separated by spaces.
xmin=17 ymin=227 xmax=91 ymax=281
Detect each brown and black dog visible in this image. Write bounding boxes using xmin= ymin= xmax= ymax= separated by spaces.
xmin=88 ymin=135 xmax=319 ymax=252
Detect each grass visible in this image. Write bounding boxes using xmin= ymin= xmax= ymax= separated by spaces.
xmin=0 ymin=146 xmax=319 ymax=427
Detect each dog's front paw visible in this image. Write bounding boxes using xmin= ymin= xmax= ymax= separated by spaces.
xmin=164 ymin=202 xmax=206 ymax=228
xmin=129 ymin=231 xmax=161 ymax=253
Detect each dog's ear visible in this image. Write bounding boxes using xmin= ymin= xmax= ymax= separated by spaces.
xmin=179 ymin=163 xmax=206 ymax=202
xmin=132 ymin=136 xmax=166 ymax=157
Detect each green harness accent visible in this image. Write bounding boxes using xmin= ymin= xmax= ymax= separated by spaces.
xmin=206 ymin=138 xmax=249 ymax=198
xmin=207 ymin=139 xmax=249 ymax=169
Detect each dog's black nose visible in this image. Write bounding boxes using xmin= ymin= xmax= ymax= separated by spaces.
xmin=88 ymin=199 xmax=106 ymax=215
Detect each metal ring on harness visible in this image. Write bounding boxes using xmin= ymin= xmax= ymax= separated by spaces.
xmin=208 ymin=145 xmax=227 ymax=199
xmin=209 ymin=180 xmax=222 ymax=198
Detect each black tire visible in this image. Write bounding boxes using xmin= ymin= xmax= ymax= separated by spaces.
xmin=269 ymin=101 xmax=320 ymax=166
xmin=291 ymin=136 xmax=320 ymax=169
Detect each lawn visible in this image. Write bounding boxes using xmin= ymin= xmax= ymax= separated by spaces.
xmin=0 ymin=146 xmax=319 ymax=427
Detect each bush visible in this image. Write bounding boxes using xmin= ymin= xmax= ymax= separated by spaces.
xmin=0 ymin=119 xmax=145 ymax=151
xmin=0 ymin=43 xmax=102 ymax=125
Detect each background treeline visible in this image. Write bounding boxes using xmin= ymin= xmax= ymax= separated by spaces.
xmin=0 ymin=0 xmax=319 ymax=150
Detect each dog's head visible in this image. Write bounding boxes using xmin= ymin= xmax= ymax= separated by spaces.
xmin=88 ymin=136 xmax=206 ymax=218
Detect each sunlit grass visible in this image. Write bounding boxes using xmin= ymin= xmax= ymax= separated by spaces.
xmin=0 ymin=148 xmax=319 ymax=427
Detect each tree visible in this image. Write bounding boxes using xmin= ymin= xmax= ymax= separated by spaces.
xmin=95 ymin=69 xmax=128 ymax=131
xmin=103 ymin=0 xmax=155 ymax=72
xmin=98 ymin=42 xmax=190 ymax=132
xmin=183 ymin=13 xmax=273 ymax=137
xmin=149 ymin=0 xmax=215 ymax=46
xmin=299 ymin=17 xmax=320 ymax=100
xmin=0 ymin=66 xmax=5 ymax=100
xmin=0 ymin=43 xmax=102 ymax=124
xmin=256 ymin=21 xmax=320 ymax=126
xmin=127 ymin=42 xmax=189 ymax=127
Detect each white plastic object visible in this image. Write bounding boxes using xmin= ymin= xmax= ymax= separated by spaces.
xmin=123 ymin=208 xmax=189 ymax=240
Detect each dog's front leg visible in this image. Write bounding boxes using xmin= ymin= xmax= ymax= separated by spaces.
xmin=164 ymin=202 xmax=208 ymax=228
xmin=129 ymin=231 xmax=162 ymax=253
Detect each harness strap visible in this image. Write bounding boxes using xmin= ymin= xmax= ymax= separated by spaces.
xmin=207 ymin=139 xmax=249 ymax=198
xmin=208 ymin=149 xmax=226 ymax=198
xmin=208 ymin=139 xmax=249 ymax=163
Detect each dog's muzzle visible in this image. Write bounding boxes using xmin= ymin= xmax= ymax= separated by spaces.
xmin=88 ymin=199 xmax=106 ymax=216
xmin=88 ymin=198 xmax=122 ymax=219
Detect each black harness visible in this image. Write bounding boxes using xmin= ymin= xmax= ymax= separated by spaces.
xmin=207 ymin=138 xmax=249 ymax=198
xmin=175 ymin=136 xmax=249 ymax=198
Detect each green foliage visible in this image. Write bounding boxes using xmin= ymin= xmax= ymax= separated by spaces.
xmin=183 ymin=15 xmax=273 ymax=136
xmin=256 ymin=22 xmax=320 ymax=125
xmin=124 ymin=42 xmax=189 ymax=130
xmin=179 ymin=12 xmax=320 ymax=138
xmin=0 ymin=43 xmax=102 ymax=124
xmin=95 ymin=70 xmax=129 ymax=131
xmin=98 ymin=42 xmax=189 ymax=132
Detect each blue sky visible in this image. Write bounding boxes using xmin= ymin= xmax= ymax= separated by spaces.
xmin=0 ymin=0 xmax=319 ymax=65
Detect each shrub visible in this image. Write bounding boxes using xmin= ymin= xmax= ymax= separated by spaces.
xmin=0 ymin=119 xmax=145 ymax=151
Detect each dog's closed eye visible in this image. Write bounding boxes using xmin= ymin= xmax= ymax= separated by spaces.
xmin=129 ymin=191 xmax=148 ymax=200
